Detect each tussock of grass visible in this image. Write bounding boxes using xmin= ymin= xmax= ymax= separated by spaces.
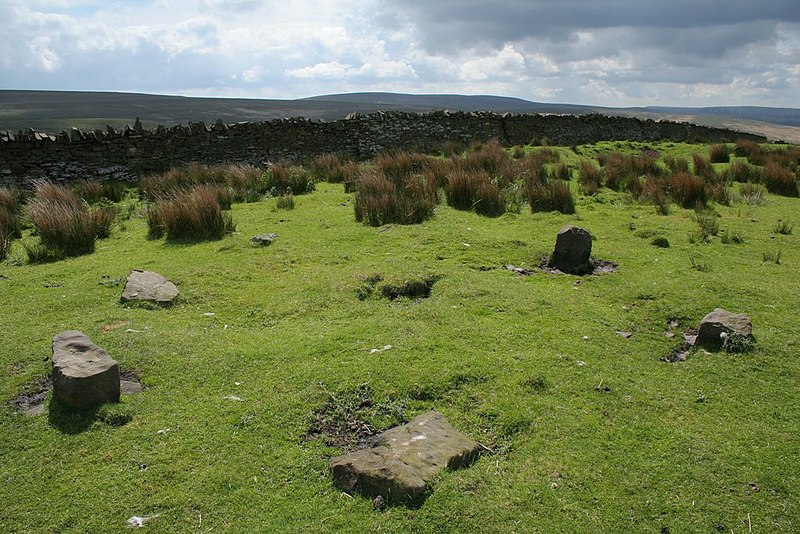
xmin=762 ymin=162 xmax=798 ymax=197
xmin=526 ymin=180 xmax=575 ymax=214
xmin=147 ymin=185 xmax=236 ymax=241
xmin=27 ymin=181 xmax=96 ymax=260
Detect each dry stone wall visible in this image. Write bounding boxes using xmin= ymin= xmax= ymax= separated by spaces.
xmin=0 ymin=111 xmax=766 ymax=186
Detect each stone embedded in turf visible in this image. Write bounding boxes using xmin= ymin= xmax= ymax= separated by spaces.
xmin=251 ymin=233 xmax=279 ymax=246
xmin=695 ymin=308 xmax=753 ymax=350
xmin=551 ymin=225 xmax=593 ymax=275
xmin=52 ymin=330 xmax=120 ymax=409
xmin=330 ymin=411 xmax=482 ymax=504
xmin=121 ymin=270 xmax=179 ymax=305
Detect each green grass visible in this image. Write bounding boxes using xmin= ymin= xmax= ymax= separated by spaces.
xmin=1 ymin=142 xmax=799 ymax=533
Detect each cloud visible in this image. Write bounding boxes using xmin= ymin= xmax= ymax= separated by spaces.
xmin=0 ymin=0 xmax=798 ymax=107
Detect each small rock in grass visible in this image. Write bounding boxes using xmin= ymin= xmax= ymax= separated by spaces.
xmin=695 ymin=308 xmax=753 ymax=350
xmin=121 ymin=270 xmax=178 ymax=305
xmin=251 ymin=233 xmax=279 ymax=246
xmin=330 ymin=411 xmax=481 ymax=504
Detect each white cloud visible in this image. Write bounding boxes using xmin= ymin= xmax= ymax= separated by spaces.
xmin=0 ymin=0 xmax=797 ymax=107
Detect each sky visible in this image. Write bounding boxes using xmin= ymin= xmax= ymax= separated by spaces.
xmin=1 ymin=0 xmax=799 ymax=108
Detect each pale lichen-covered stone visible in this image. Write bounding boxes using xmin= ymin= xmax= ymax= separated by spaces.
xmin=121 ymin=270 xmax=178 ymax=305
xmin=330 ymin=411 xmax=482 ymax=504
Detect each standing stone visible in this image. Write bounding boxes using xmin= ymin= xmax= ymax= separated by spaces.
xmin=695 ymin=308 xmax=753 ymax=349
xmin=551 ymin=225 xmax=593 ymax=274
xmin=121 ymin=270 xmax=179 ymax=305
xmin=330 ymin=411 xmax=482 ymax=504
xmin=52 ymin=331 xmax=120 ymax=409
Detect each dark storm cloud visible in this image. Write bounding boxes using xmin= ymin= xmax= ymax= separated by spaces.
xmin=384 ymin=0 xmax=800 ymax=52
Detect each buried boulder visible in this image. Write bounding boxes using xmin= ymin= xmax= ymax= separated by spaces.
xmin=330 ymin=411 xmax=482 ymax=504
xmin=695 ymin=308 xmax=753 ymax=350
xmin=52 ymin=331 xmax=120 ymax=409
xmin=551 ymin=225 xmax=593 ymax=275
xmin=121 ymin=270 xmax=178 ymax=305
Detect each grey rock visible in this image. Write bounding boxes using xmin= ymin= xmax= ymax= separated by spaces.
xmin=551 ymin=225 xmax=593 ymax=275
xmin=330 ymin=411 xmax=482 ymax=504
xmin=251 ymin=233 xmax=279 ymax=246
xmin=121 ymin=380 xmax=144 ymax=395
xmin=695 ymin=308 xmax=753 ymax=350
xmin=52 ymin=331 xmax=120 ymax=409
xmin=121 ymin=270 xmax=178 ymax=305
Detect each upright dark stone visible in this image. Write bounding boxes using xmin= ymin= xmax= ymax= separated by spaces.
xmin=551 ymin=225 xmax=593 ymax=274
xmin=52 ymin=331 xmax=120 ymax=409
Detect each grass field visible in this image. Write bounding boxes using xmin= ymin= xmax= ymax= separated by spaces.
xmin=1 ymin=142 xmax=799 ymax=533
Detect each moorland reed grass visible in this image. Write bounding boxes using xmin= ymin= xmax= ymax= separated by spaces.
xmin=147 ymin=185 xmax=236 ymax=241
xmin=735 ymin=139 xmax=767 ymax=165
xmin=668 ymin=172 xmax=708 ymax=209
xmin=664 ymin=155 xmax=691 ymax=174
xmin=276 ymin=194 xmax=295 ymax=211
xmin=444 ymin=169 xmax=505 ymax=217
xmin=578 ymin=161 xmax=602 ymax=195
xmin=526 ymin=179 xmax=575 ymax=214
xmin=551 ymin=162 xmax=571 ymax=181
xmin=761 ymin=161 xmax=798 ymax=196
xmin=354 ymin=170 xmax=437 ymax=226
xmin=91 ymin=206 xmax=116 ymax=239
xmin=767 ymin=145 xmax=800 ymax=168
xmin=265 ymin=164 xmax=315 ymax=195
xmin=692 ymin=154 xmax=717 ymax=181
xmin=695 ymin=213 xmax=720 ymax=240
xmin=26 ymin=181 xmax=96 ymax=260
xmin=707 ymin=182 xmax=733 ymax=206
xmin=511 ymin=145 xmax=526 ymax=159
xmin=72 ymin=179 xmax=126 ymax=204
xmin=638 ymin=177 xmax=672 ymax=214
xmin=141 ymin=163 xmax=269 ymax=203
xmin=709 ymin=144 xmax=730 ymax=163
xmin=0 ymin=187 xmax=21 ymax=239
xmin=720 ymin=229 xmax=745 ymax=244
xmin=739 ymin=183 xmax=767 ymax=205
xmin=438 ymin=140 xmax=464 ymax=158
xmin=773 ymin=219 xmax=793 ymax=235
xmin=464 ymin=140 xmax=515 ymax=185
xmin=602 ymin=152 xmax=662 ymax=192
xmin=374 ymin=150 xmax=429 ymax=182
xmin=723 ymin=160 xmax=761 ymax=183
xmin=308 ymin=153 xmax=347 ymax=183
xmin=762 ymin=249 xmax=782 ymax=264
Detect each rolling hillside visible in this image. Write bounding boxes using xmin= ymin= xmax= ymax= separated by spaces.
xmin=1 ymin=90 xmax=798 ymax=142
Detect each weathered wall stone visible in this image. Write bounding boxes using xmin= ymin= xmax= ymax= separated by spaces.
xmin=0 ymin=111 xmax=766 ymax=186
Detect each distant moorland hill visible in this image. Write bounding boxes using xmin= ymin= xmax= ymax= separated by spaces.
xmin=1 ymin=90 xmax=799 ymax=142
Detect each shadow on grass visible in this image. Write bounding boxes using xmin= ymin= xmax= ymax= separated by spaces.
xmin=47 ymin=398 xmax=133 ymax=434
xmin=47 ymin=397 xmax=100 ymax=434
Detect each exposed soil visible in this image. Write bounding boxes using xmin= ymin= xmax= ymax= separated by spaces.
xmin=305 ymin=384 xmax=407 ymax=453
xmin=10 ymin=369 xmax=143 ymax=414
xmin=10 ymin=376 xmax=51 ymax=414
xmin=538 ymin=257 xmax=617 ymax=275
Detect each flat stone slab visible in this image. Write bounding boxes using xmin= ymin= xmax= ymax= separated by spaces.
xmin=52 ymin=331 xmax=120 ymax=409
xmin=695 ymin=308 xmax=753 ymax=350
xmin=121 ymin=270 xmax=178 ymax=305
xmin=330 ymin=411 xmax=482 ymax=504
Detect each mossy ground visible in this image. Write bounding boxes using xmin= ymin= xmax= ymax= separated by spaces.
xmin=1 ymin=142 xmax=799 ymax=533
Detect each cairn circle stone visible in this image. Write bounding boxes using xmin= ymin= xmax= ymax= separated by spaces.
xmin=330 ymin=411 xmax=482 ymax=504
xmin=52 ymin=331 xmax=120 ymax=409
xmin=551 ymin=224 xmax=593 ymax=275
xmin=251 ymin=233 xmax=279 ymax=246
xmin=121 ymin=270 xmax=178 ymax=305
xmin=695 ymin=308 xmax=753 ymax=350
